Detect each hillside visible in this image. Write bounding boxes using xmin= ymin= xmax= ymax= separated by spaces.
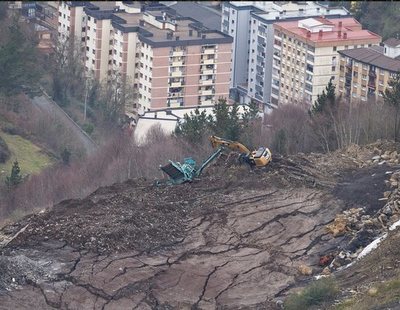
xmin=0 ymin=141 xmax=399 ymax=309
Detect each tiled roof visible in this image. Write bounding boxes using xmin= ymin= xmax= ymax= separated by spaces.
xmin=383 ymin=38 xmax=400 ymax=47
xmin=338 ymin=47 xmax=400 ymax=72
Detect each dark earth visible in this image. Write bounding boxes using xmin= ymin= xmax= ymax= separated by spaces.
xmin=0 ymin=143 xmax=398 ymax=309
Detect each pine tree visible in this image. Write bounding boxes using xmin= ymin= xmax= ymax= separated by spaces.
xmin=310 ymin=77 xmax=336 ymax=116
xmin=175 ymin=108 xmax=209 ymax=143
xmin=5 ymin=160 xmax=22 ymax=187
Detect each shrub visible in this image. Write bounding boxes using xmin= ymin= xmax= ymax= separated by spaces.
xmin=284 ymin=278 xmax=339 ymax=310
xmin=82 ymin=123 xmax=94 ymax=136
xmin=0 ymin=136 xmax=10 ymax=163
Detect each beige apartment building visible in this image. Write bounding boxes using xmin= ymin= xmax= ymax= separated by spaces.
xmin=338 ymin=38 xmax=400 ymax=102
xmin=271 ymin=17 xmax=381 ymax=106
xmin=58 ymin=1 xmax=233 ymax=117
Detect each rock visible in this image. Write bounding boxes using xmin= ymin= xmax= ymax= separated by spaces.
xmin=368 ymin=287 xmax=378 ymax=297
xmin=383 ymin=205 xmax=393 ymax=216
xmin=390 ymin=151 xmax=398 ymax=159
xmin=384 ymin=191 xmax=392 ymax=198
xmin=326 ymin=215 xmax=348 ymax=237
xmin=381 ymin=154 xmax=390 ymax=160
xmin=319 ymin=254 xmax=334 ymax=267
xmin=373 ymin=148 xmax=382 ymax=155
xmin=298 ymin=264 xmax=313 ymax=276
xmin=321 ymin=267 xmax=331 ymax=275
xmin=372 ymin=155 xmax=381 ymax=161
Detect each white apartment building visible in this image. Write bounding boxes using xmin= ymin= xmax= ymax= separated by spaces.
xmin=221 ymin=1 xmax=350 ymax=109
xmin=271 ymin=17 xmax=381 ymax=106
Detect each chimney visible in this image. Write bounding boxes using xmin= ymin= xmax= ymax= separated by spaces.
xmin=338 ymin=21 xmax=342 ymax=28
xmin=189 ymin=29 xmax=193 ymax=36
xmin=343 ymin=32 xmax=347 ymax=39
xmin=318 ymin=29 xmax=323 ymax=39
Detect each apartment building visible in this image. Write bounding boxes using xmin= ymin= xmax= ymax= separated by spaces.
xmin=271 ymin=17 xmax=381 ymax=106
xmin=221 ymin=1 xmax=350 ymax=108
xmin=58 ymin=2 xmax=233 ymax=117
xmin=337 ymin=38 xmax=400 ymax=102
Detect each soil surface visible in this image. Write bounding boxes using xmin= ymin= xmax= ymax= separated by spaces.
xmin=0 ymin=142 xmax=398 ymax=309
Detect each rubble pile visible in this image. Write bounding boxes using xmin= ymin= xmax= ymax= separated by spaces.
xmin=322 ymin=168 xmax=400 ymax=274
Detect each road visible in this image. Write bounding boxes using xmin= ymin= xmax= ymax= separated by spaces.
xmin=31 ymin=94 xmax=97 ymax=155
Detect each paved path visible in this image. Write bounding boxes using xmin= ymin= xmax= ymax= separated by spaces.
xmin=31 ymin=94 xmax=97 ymax=155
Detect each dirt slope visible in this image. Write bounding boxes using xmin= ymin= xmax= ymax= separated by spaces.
xmin=0 ymin=141 xmax=399 ymax=309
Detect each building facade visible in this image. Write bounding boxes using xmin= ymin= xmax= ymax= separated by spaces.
xmin=338 ymin=39 xmax=400 ymax=102
xmin=271 ymin=17 xmax=381 ymax=106
xmin=58 ymin=1 xmax=233 ymax=117
xmin=221 ymin=1 xmax=350 ymax=108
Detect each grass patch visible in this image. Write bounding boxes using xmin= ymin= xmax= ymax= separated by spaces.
xmin=334 ymin=279 xmax=400 ymax=310
xmin=0 ymin=130 xmax=55 ymax=180
xmin=285 ymin=278 xmax=339 ymax=310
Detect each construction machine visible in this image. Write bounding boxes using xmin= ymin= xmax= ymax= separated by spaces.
xmin=157 ymin=147 xmax=223 ymax=185
xmin=209 ymin=135 xmax=272 ymax=167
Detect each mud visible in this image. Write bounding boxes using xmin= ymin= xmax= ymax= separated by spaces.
xmin=0 ymin=144 xmax=398 ymax=309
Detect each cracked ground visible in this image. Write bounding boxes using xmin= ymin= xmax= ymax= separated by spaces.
xmin=0 ymin=148 xmax=391 ymax=309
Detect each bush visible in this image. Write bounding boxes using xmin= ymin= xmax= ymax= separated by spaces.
xmin=2 ymin=125 xmax=19 ymax=135
xmin=0 ymin=136 xmax=10 ymax=163
xmin=284 ymin=278 xmax=339 ymax=310
xmin=82 ymin=123 xmax=94 ymax=136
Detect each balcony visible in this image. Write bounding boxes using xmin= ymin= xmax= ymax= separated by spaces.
xmin=172 ymin=51 xmax=184 ymax=57
xmin=171 ymin=61 xmax=184 ymax=66
xmin=169 ymin=92 xmax=184 ymax=98
xmin=170 ymin=81 xmax=183 ymax=87
xmin=200 ymin=79 xmax=214 ymax=86
xmin=171 ymin=71 xmax=183 ymax=77
xmin=202 ymin=48 xmax=215 ymax=55
xmin=200 ymin=89 xmax=214 ymax=96
xmin=202 ymin=69 xmax=214 ymax=75
xmin=202 ymin=58 xmax=215 ymax=65
xmin=168 ymin=99 xmax=183 ymax=107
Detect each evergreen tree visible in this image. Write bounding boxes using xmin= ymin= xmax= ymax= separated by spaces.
xmin=383 ymin=72 xmax=400 ymax=142
xmin=210 ymin=98 xmax=231 ymax=136
xmin=174 ymin=108 xmax=209 ymax=143
xmin=226 ymin=102 xmax=241 ymax=140
xmin=5 ymin=160 xmax=22 ymax=187
xmin=310 ymin=77 xmax=336 ymax=115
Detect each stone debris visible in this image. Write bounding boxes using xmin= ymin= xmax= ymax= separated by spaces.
xmin=322 ymin=168 xmax=400 ymax=275
xmin=298 ymin=264 xmax=313 ymax=276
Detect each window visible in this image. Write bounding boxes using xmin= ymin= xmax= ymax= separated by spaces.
xmin=113 ymin=60 xmax=116 ymax=65
xmin=92 ymin=60 xmax=95 ymax=65
xmin=86 ymin=46 xmax=89 ymax=51
xmin=92 ymin=49 xmax=95 ymax=55
xmin=344 ymin=45 xmax=348 ymax=49
xmin=332 ymin=66 xmax=336 ymax=72
xmin=109 ymin=50 xmax=112 ymax=55
xmin=333 ymin=46 xmax=337 ymax=52
xmin=94 ymin=18 xmax=97 ymax=23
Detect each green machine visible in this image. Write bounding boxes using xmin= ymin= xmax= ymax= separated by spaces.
xmin=157 ymin=147 xmax=222 ymax=185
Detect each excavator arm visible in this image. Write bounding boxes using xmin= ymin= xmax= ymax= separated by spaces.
xmin=209 ymin=136 xmax=251 ymax=154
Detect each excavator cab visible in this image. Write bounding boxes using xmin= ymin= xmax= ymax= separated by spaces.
xmin=210 ymin=136 xmax=272 ymax=168
xmin=250 ymin=147 xmax=272 ymax=167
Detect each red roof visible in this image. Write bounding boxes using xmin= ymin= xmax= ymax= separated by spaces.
xmin=274 ymin=17 xmax=381 ymax=44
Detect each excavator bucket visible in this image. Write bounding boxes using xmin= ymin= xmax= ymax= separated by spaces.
xmin=160 ymin=162 xmax=185 ymax=182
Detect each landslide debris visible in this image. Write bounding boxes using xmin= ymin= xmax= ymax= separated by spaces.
xmin=0 ymin=140 xmax=399 ymax=309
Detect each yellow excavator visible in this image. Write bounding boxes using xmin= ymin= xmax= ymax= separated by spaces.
xmin=209 ymin=135 xmax=272 ymax=167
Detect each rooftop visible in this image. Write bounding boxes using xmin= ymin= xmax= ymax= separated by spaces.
xmin=112 ymin=10 xmax=232 ymax=47
xmin=338 ymin=47 xmax=400 ymax=73
xmin=169 ymin=1 xmax=221 ymax=31
xmin=384 ymin=38 xmax=400 ymax=47
xmin=274 ymin=17 xmax=381 ymax=45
